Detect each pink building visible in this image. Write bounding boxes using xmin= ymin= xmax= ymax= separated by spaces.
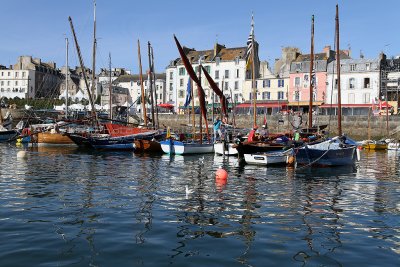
xmin=288 ymin=46 xmax=350 ymax=112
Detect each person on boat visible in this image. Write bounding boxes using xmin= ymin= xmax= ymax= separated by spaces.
xmin=259 ymin=124 xmax=269 ymax=141
xmin=213 ymin=117 xmax=222 ymax=141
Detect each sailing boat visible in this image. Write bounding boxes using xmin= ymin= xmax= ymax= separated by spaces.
xmin=160 ymin=35 xmax=214 ymax=154
xmin=0 ymin=98 xmax=20 ymax=142
xmin=295 ymin=6 xmax=357 ymax=167
xmin=361 ymin=107 xmax=388 ymax=150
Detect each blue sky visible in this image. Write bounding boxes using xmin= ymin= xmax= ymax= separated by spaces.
xmin=0 ymin=0 xmax=398 ymax=73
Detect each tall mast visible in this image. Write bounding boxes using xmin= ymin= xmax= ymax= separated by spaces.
xmin=109 ymin=53 xmax=112 ymax=120
xmin=91 ymin=0 xmax=97 ymax=106
xmin=198 ymin=62 xmax=203 ymax=144
xmin=68 ymin=16 xmax=97 ymax=123
xmin=151 ymin=45 xmax=159 ymax=128
xmin=138 ymin=39 xmax=148 ymax=126
xmin=65 ymin=37 xmax=69 ymax=119
xmin=147 ymin=41 xmax=155 ymax=129
xmin=308 ymin=15 xmax=314 ymax=129
xmin=251 ymin=16 xmax=257 ymax=128
xmin=191 ymin=75 xmax=195 ymax=140
xmin=0 ymin=97 xmax=3 ymax=124
xmin=336 ymin=5 xmax=342 ymax=136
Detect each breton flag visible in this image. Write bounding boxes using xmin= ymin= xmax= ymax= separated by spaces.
xmin=245 ymin=14 xmax=255 ymax=70
xmin=184 ymin=78 xmax=192 ymax=107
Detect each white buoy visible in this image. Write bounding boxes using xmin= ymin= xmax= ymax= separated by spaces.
xmin=17 ymin=150 xmax=27 ymax=159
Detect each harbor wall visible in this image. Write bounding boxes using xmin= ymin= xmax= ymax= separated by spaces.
xmin=2 ymin=109 xmax=399 ymax=140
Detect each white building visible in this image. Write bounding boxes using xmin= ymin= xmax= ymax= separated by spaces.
xmin=0 ymin=67 xmax=35 ymax=99
xmin=113 ymin=73 xmax=166 ymax=105
xmin=165 ymin=42 xmax=260 ymax=113
xmin=326 ymin=58 xmax=380 ymax=105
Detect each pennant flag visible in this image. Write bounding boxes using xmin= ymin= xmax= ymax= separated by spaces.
xmin=245 ymin=15 xmax=255 ymax=70
xmin=184 ymin=78 xmax=192 ymax=107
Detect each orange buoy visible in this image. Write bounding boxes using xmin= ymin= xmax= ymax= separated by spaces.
xmin=215 ymin=168 xmax=228 ymax=181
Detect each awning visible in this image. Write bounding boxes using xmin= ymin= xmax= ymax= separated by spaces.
xmin=319 ymin=103 xmax=374 ymax=108
xmin=288 ymin=101 xmax=324 ymax=106
xmin=235 ymin=102 xmax=287 ymax=108
xmin=158 ymin=103 xmax=174 ymax=109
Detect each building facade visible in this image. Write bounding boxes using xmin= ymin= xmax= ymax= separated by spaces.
xmin=326 ymin=58 xmax=380 ymax=105
xmin=166 ymin=42 xmax=260 ymax=112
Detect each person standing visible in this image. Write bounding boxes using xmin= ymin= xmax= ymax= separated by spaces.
xmin=213 ymin=117 xmax=222 ymax=141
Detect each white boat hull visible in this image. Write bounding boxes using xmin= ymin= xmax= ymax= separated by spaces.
xmin=214 ymin=142 xmax=238 ymax=155
xmin=160 ymin=140 xmax=214 ymax=155
xmin=388 ymin=142 xmax=400 ymax=150
xmin=244 ymin=149 xmax=292 ymax=166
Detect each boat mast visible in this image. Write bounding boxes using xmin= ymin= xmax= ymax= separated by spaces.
xmin=308 ymin=15 xmax=314 ymax=129
xmin=137 ymin=39 xmax=148 ymax=126
xmin=91 ymin=0 xmax=97 ymax=108
xmin=191 ymin=76 xmax=195 ymax=140
xmin=251 ymin=16 xmax=257 ymax=128
xmin=68 ymin=17 xmax=98 ymax=124
xmin=0 ymin=97 xmax=3 ymax=124
xmin=199 ymin=62 xmax=203 ymax=144
xmin=336 ymin=5 xmax=342 ymax=136
xmin=109 ymin=53 xmax=112 ymax=120
xmin=150 ymin=45 xmax=159 ymax=129
xmin=65 ymin=37 xmax=69 ymax=119
xmin=147 ymin=41 xmax=156 ymax=129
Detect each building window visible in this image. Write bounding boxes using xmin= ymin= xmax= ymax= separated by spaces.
xmin=0 ymin=81 xmax=3 ymax=86
xmin=215 ymin=70 xmax=219 ymax=79
xmin=204 ymin=65 xmax=211 ymax=74
xmin=169 ymin=83 xmax=173 ymax=91
xmin=234 ymin=81 xmax=239 ymax=90
xmin=363 ymin=93 xmax=370 ymax=103
xmin=364 ymin=77 xmax=370 ymax=88
xmin=224 ymin=70 xmax=229 ymax=79
xmin=169 ymin=72 xmax=173 ymax=79
xmin=262 ymin=92 xmax=270 ymax=100
xmin=8 ymin=72 xmax=10 ymax=76
xmin=295 ymin=63 xmax=302 ymax=71
xmin=334 ymin=79 xmax=338 ymax=89
xmin=294 ymin=91 xmax=300 ymax=101
xmin=312 ymin=92 xmax=317 ymax=101
xmin=179 ymin=67 xmax=185 ymax=76
xmin=15 ymin=72 xmax=18 ymax=78
xmin=180 ymin=78 xmax=184 ymax=87
xmin=22 ymin=72 xmax=25 ymax=78
xmin=350 ymin=64 xmax=356 ymax=71
xmin=365 ymin=63 xmax=371 ymax=71
xmin=15 ymin=81 xmax=18 ymax=86
xmin=216 ymin=57 xmax=220 ymax=66
xmin=349 ymin=78 xmax=355 ymax=89
xmin=278 ymin=79 xmax=284 ymax=87
xmin=236 ymin=69 xmax=239 ymax=78
xmin=234 ymin=94 xmax=239 ymax=102
xmin=1 ymin=72 xmax=3 ymax=76
xmin=278 ymin=91 xmax=284 ymax=100
xmin=179 ymin=90 xmax=184 ymax=97
xmin=295 ymin=77 xmax=300 ymax=86
xmin=235 ymin=57 xmax=240 ymax=65
xmin=224 ymin=81 xmax=229 ymax=89
xmin=7 ymin=81 xmax=10 ymax=86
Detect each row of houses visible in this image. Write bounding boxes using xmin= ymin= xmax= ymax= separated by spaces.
xmin=1 ymin=41 xmax=400 ymax=114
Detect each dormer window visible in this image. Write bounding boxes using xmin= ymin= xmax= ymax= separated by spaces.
xmin=235 ymin=57 xmax=240 ymax=65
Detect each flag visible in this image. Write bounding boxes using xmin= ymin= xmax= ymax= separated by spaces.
xmin=184 ymin=78 xmax=192 ymax=107
xmin=245 ymin=15 xmax=255 ymax=70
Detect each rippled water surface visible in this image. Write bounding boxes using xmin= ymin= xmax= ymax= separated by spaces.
xmin=0 ymin=144 xmax=399 ymax=266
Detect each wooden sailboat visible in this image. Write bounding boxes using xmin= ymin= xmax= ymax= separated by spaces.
xmin=295 ymin=6 xmax=357 ymax=167
xmin=0 ymin=99 xmax=19 ymax=142
xmin=361 ymin=108 xmax=388 ymax=150
xmin=160 ymin=35 xmax=213 ymax=154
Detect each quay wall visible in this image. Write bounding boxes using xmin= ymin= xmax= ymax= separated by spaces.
xmin=2 ymin=109 xmax=399 ymax=140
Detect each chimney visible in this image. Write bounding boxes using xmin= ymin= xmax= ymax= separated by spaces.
xmin=323 ymin=45 xmax=331 ymax=57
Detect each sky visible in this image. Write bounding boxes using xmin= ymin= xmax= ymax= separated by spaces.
xmin=0 ymin=0 xmax=399 ymax=73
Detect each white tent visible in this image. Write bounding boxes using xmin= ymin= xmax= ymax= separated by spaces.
xmin=58 ymin=90 xmax=68 ymax=100
xmin=74 ymin=90 xmax=88 ymax=101
xmin=85 ymin=104 xmax=102 ymax=111
xmin=54 ymin=103 xmax=66 ymax=111
xmin=69 ymin=103 xmax=85 ymax=110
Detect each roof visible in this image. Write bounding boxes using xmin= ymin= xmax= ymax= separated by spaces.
xmin=114 ymin=73 xmax=166 ymax=83
xmin=293 ymin=50 xmax=351 ymax=62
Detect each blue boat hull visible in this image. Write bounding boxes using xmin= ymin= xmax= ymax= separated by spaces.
xmin=0 ymin=130 xmax=19 ymax=142
xmin=296 ymin=145 xmax=356 ymax=166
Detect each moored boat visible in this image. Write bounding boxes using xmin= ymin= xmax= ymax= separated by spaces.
xmin=244 ymin=148 xmax=294 ymax=166
xmin=134 ymin=139 xmax=162 ymax=153
xmin=361 ymin=140 xmax=388 ymax=150
xmin=214 ymin=142 xmax=238 ymax=156
xmin=160 ymin=139 xmax=214 ymax=155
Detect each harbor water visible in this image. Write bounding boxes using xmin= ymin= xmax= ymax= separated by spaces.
xmin=0 ymin=144 xmax=399 ymax=266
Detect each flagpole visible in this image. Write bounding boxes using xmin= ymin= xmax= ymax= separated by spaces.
xmin=251 ymin=15 xmax=257 ymax=128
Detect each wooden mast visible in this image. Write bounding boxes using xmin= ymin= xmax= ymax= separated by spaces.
xmin=65 ymin=37 xmax=69 ymax=118
xmin=0 ymin=97 xmax=3 ymax=124
xmin=199 ymin=63 xmax=203 ymax=144
xmin=91 ymin=0 xmax=97 ymax=107
xmin=150 ymin=45 xmax=159 ymax=129
xmin=137 ymin=39 xmax=148 ymax=126
xmin=147 ymin=41 xmax=156 ymax=129
xmin=251 ymin=16 xmax=257 ymax=128
xmin=308 ymin=15 xmax=314 ymax=129
xmin=336 ymin=5 xmax=342 ymax=136
xmin=68 ymin=17 xmax=98 ymax=123
xmin=109 ymin=53 xmax=112 ymax=120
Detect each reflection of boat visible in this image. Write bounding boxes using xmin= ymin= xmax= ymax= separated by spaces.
xmin=361 ymin=140 xmax=387 ymax=150
xmin=160 ymin=139 xmax=214 ymax=155
xmin=387 ymin=140 xmax=400 ymax=151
